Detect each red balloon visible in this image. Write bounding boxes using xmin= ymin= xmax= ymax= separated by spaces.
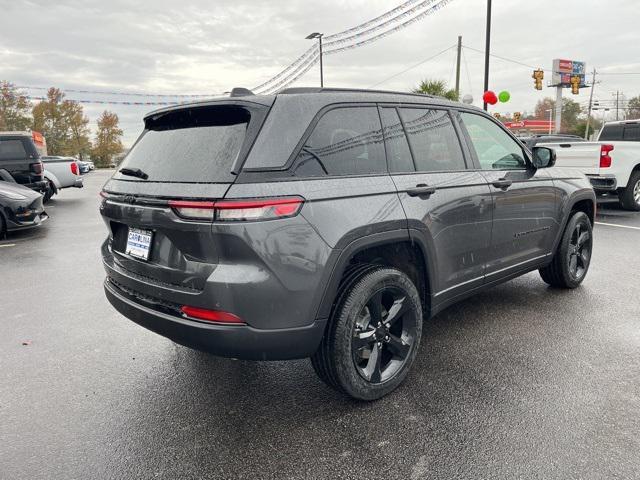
xmin=483 ymin=90 xmax=498 ymax=105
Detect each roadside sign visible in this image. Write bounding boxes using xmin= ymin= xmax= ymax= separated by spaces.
xmin=551 ymin=59 xmax=587 ymax=87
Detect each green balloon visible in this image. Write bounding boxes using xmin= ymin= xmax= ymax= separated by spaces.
xmin=498 ymin=91 xmax=511 ymax=103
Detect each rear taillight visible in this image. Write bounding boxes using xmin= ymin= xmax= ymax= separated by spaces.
xmin=168 ymin=197 xmax=304 ymax=222
xmin=600 ymin=144 xmax=614 ymax=168
xmin=180 ymin=306 xmax=244 ymax=324
xmin=168 ymin=200 xmax=216 ymax=221
xmin=215 ymin=197 xmax=304 ymax=221
xmin=29 ymin=162 xmax=43 ymax=174
xmin=71 ymin=162 xmax=79 ymax=175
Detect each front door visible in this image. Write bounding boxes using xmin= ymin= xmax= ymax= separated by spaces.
xmin=457 ymin=111 xmax=559 ymax=280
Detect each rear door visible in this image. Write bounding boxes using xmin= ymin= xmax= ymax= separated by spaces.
xmin=457 ymin=111 xmax=558 ymax=279
xmin=380 ymin=105 xmax=492 ymax=303
xmin=101 ymin=102 xmax=268 ymax=290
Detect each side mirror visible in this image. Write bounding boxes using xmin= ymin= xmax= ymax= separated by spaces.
xmin=531 ymin=146 xmax=556 ymax=168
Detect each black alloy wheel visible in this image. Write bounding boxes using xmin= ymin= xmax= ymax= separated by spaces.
xmin=351 ymin=286 xmax=418 ymax=384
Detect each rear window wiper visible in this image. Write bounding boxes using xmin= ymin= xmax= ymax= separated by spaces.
xmin=119 ymin=167 xmax=149 ymax=180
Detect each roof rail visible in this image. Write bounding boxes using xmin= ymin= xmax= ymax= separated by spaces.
xmin=229 ymin=87 xmax=255 ymax=97
xmin=277 ymin=86 xmax=435 ymax=99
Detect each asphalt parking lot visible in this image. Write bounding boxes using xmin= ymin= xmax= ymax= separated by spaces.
xmin=1 ymin=169 xmax=639 ymax=480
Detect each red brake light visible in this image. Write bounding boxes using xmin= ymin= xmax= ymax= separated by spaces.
xmin=180 ymin=306 xmax=244 ymax=324
xmin=168 ymin=200 xmax=216 ymax=220
xmin=71 ymin=162 xmax=79 ymax=175
xmin=30 ymin=162 xmax=43 ymax=174
xmin=600 ymin=144 xmax=614 ymax=168
xmin=168 ymin=197 xmax=304 ymax=222
xmin=215 ymin=197 xmax=304 ymax=221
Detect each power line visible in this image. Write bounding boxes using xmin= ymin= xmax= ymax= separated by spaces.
xmin=255 ymin=0 xmax=454 ymax=93
xmin=16 ymin=85 xmax=218 ymax=98
xmin=462 ymin=45 xmax=550 ymax=71
xmin=367 ymin=44 xmax=457 ymax=88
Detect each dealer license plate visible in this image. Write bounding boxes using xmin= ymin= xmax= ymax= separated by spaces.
xmin=125 ymin=227 xmax=153 ymax=260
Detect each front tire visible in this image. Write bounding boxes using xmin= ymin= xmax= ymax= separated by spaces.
xmin=619 ymin=170 xmax=640 ymax=211
xmin=311 ymin=267 xmax=423 ymax=401
xmin=539 ymin=211 xmax=593 ymax=288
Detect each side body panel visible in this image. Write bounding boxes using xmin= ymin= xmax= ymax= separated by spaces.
xmin=392 ymin=171 xmax=492 ymax=302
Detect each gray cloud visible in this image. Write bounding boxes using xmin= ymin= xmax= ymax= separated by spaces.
xmin=1 ymin=0 xmax=639 ymax=145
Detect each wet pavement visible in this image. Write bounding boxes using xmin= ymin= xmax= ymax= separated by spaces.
xmin=1 ymin=170 xmax=639 ymax=479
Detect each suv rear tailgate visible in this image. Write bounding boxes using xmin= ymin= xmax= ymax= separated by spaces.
xmin=544 ymin=141 xmax=602 ymax=175
xmin=101 ymin=101 xmax=269 ymax=293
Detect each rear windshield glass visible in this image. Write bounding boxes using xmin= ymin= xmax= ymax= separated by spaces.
xmin=0 ymin=139 xmax=28 ymax=160
xmin=117 ymin=105 xmax=251 ymax=183
xmin=599 ymin=124 xmax=624 ymax=141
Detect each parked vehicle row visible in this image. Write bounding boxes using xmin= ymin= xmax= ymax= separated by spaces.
xmin=100 ymin=87 xmax=596 ymax=401
xmin=0 ymin=131 xmax=94 ymax=237
xmin=533 ymin=120 xmax=640 ymax=210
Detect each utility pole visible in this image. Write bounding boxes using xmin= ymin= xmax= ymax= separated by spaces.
xmin=554 ymin=85 xmax=562 ymax=134
xmin=585 ymin=68 xmax=597 ymax=139
xmin=483 ymin=0 xmax=492 ymax=111
xmin=455 ymin=35 xmax=462 ymax=99
xmin=615 ymin=90 xmax=620 ymax=121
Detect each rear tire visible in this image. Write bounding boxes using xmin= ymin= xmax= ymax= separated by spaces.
xmin=619 ymin=170 xmax=640 ymax=211
xmin=0 ymin=214 xmax=6 ymax=239
xmin=311 ymin=266 xmax=422 ymax=401
xmin=539 ymin=211 xmax=593 ymax=288
xmin=43 ymin=180 xmax=55 ymax=204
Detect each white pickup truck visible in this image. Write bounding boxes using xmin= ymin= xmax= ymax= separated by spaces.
xmin=41 ymin=155 xmax=83 ymax=202
xmin=538 ymin=120 xmax=640 ymax=211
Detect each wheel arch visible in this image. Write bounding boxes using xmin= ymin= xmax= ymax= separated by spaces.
xmin=314 ymin=229 xmax=435 ymax=322
xmin=552 ymin=190 xmax=596 ymax=253
xmin=44 ymin=170 xmax=61 ymax=190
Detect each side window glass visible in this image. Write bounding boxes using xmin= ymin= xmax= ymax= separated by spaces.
xmin=399 ymin=108 xmax=466 ymax=172
xmin=460 ymin=112 xmax=527 ymax=170
xmin=379 ymin=107 xmax=414 ymax=173
xmin=293 ymin=107 xmax=386 ymax=177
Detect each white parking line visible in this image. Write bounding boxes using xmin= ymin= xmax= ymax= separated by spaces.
xmin=0 ymin=243 xmax=16 ymax=248
xmin=595 ymin=221 xmax=640 ymax=231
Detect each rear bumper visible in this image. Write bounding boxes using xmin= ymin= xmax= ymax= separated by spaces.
xmin=104 ymin=279 xmax=326 ymax=360
xmin=586 ymin=174 xmax=617 ymax=192
xmin=23 ymin=181 xmax=48 ymax=193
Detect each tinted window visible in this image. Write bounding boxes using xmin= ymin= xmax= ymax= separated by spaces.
xmin=460 ymin=112 xmax=527 ymax=170
xmin=399 ymin=108 xmax=466 ymax=172
xmin=0 ymin=139 xmax=27 ymax=160
xmin=623 ymin=125 xmax=640 ymax=141
xmin=117 ymin=106 xmax=252 ymax=183
xmin=293 ymin=107 xmax=386 ymax=177
xmin=380 ymin=107 xmax=413 ymax=173
xmin=599 ymin=124 xmax=624 ymax=141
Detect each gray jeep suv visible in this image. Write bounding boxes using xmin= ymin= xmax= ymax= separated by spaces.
xmin=101 ymin=88 xmax=595 ymax=400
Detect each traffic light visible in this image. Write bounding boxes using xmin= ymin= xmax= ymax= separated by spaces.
xmin=532 ymin=69 xmax=544 ymax=90
xmin=513 ymin=112 xmax=522 ymax=122
xmin=570 ymin=75 xmax=581 ymax=94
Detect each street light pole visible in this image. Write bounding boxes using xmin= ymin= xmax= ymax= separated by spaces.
xmin=483 ymin=0 xmax=492 ymax=111
xmin=305 ymin=32 xmax=324 ymax=88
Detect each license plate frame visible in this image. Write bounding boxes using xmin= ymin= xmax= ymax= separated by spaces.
xmin=125 ymin=227 xmax=153 ymax=261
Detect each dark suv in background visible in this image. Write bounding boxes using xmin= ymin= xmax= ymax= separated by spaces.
xmin=101 ymin=88 xmax=595 ymax=400
xmin=0 ymin=132 xmax=46 ymax=193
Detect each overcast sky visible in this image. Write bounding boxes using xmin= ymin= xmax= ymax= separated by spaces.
xmin=1 ymin=0 xmax=639 ymax=146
